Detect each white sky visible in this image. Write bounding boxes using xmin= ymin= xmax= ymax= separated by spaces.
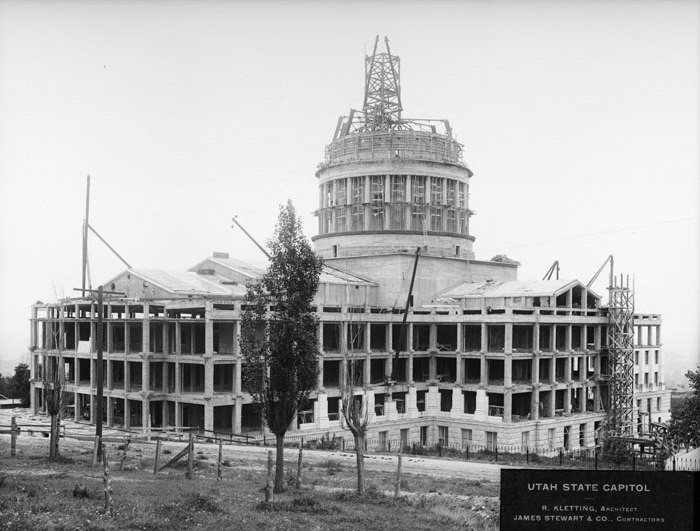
xmin=1 ymin=0 xmax=698 ymax=382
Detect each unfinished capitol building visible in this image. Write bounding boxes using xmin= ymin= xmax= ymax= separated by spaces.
xmin=30 ymin=38 xmax=671 ymax=453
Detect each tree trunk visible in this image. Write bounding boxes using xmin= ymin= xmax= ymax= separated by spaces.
xmin=354 ymin=434 xmax=365 ymax=495
xmin=49 ymin=414 xmax=60 ymax=460
xmin=274 ymin=433 xmax=285 ymax=494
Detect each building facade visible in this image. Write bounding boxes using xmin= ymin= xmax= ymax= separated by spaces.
xmin=29 ymin=40 xmax=670 ymax=451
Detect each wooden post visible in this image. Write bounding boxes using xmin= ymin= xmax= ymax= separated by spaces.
xmin=102 ymin=444 xmax=112 ymax=515
xmin=394 ymin=447 xmax=403 ymax=498
xmin=153 ymin=439 xmax=161 ymax=475
xmin=217 ymin=440 xmax=223 ymax=481
xmin=187 ymin=432 xmax=194 ymax=479
xmin=265 ymin=450 xmax=274 ymax=502
xmin=120 ymin=440 xmax=129 ymax=471
xmin=296 ymin=442 xmax=303 ymax=489
xmin=10 ymin=416 xmax=17 ymax=457
xmin=92 ymin=435 xmax=100 ymax=467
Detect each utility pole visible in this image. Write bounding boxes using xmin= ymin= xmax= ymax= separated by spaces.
xmin=96 ymin=285 xmax=103 ymax=456
xmin=74 ymin=286 xmax=124 ymax=458
xmin=82 ymin=175 xmax=90 ymax=296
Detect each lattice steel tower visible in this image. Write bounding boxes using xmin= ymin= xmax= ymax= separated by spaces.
xmin=607 ymin=274 xmax=635 ymax=437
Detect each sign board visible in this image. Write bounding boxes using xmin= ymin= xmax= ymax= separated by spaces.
xmin=501 ymin=469 xmax=697 ymax=530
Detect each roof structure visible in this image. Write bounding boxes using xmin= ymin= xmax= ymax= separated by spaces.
xmin=440 ymin=279 xmax=601 ymax=300
xmin=106 ymin=269 xmax=245 ymax=297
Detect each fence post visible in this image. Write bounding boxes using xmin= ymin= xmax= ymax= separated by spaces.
xmin=342 ymin=438 xmax=345 ymax=451
xmin=526 ymin=447 xmax=529 ymax=464
xmin=153 ymin=439 xmax=161 ymax=475
xmin=559 ymin=448 xmax=563 ymax=466
xmin=10 ymin=416 xmax=17 ymax=457
xmin=595 ymin=448 xmax=598 ymax=471
xmin=217 ymin=440 xmax=223 ymax=481
xmin=632 ymin=453 xmax=636 ymax=472
xmin=495 ymin=445 xmax=498 ymax=462
xmin=186 ymin=432 xmax=194 ymax=479
xmin=265 ymin=450 xmax=274 ymax=502
xmin=466 ymin=445 xmax=469 ymax=461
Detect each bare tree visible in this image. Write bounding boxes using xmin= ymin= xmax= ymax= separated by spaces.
xmin=340 ymin=356 xmax=371 ymax=495
xmin=43 ymin=322 xmax=65 ymax=460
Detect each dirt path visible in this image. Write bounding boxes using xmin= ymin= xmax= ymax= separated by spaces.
xmin=1 ymin=408 xmax=504 ymax=483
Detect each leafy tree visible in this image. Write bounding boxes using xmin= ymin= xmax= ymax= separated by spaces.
xmin=668 ymin=367 xmax=700 ymax=449
xmin=0 ymin=373 xmax=12 ymax=397
xmin=12 ymin=363 xmax=31 ymax=407
xmin=240 ymin=201 xmax=323 ymax=494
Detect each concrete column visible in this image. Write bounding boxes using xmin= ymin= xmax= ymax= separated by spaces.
xmin=107 ymin=321 xmax=113 ymax=353
xmin=407 ymin=323 xmax=414 ymax=354
xmin=364 ymin=322 xmax=371 ymax=352
xmin=317 ymin=355 xmax=324 ymax=390
xmin=480 ymin=354 xmax=488 ymax=386
xmin=74 ymin=391 xmax=80 ymax=421
xmin=233 ymin=399 xmax=241 ymax=433
xmin=474 ymin=388 xmax=487 ymax=420
xmin=429 ymin=354 xmax=436 ymax=381
xmin=174 ymin=400 xmax=181 ymax=429
xmin=405 ymin=177 xmax=412 ymax=228
xmin=406 ymin=386 xmax=417 ymax=417
xmin=205 ymin=304 xmax=214 ymax=355
xmin=565 ymin=356 xmax=572 ymax=383
xmin=142 ymin=356 xmax=150 ymax=393
xmin=124 ymin=360 xmax=130 ymax=391
xmin=504 ymin=323 xmax=513 ymax=354
xmin=532 ymin=353 xmax=539 ymax=385
xmin=363 ymin=353 xmax=371 ymax=387
xmin=593 ymin=386 xmax=601 ymax=412
xmin=504 ymin=355 xmax=512 ymax=387
xmin=533 ymin=323 xmax=540 ymax=352
xmin=429 ymin=324 xmax=437 ymax=351
xmin=552 ymin=325 xmax=557 ymax=352
xmin=124 ymin=398 xmax=130 ymax=429
xmin=549 ymin=356 xmax=556 ymax=384
xmin=426 ymin=386 xmax=439 ymax=415
xmin=142 ymin=399 xmax=150 ymax=434
xmin=451 ymin=387 xmax=463 ymax=417
xmin=162 ymin=322 xmax=169 ymax=354
xmin=547 ymin=390 xmax=556 ymax=418
xmin=106 ymin=396 xmax=113 ymax=427
xmin=455 ymin=354 xmax=463 ymax=384
xmin=204 ymin=403 xmax=213 ymax=432
xmin=124 ymin=318 xmax=130 ymax=355
xmin=407 ymin=352 xmax=414 ymax=384
xmin=204 ymin=358 xmax=214 ymax=397
xmin=564 ymin=388 xmax=572 ymax=414
xmin=385 ymin=354 xmax=393 ymax=382
xmin=565 ymin=325 xmax=572 ymax=352
xmin=578 ymin=386 xmax=586 ymax=413
xmin=481 ymin=323 xmax=488 ymax=352
xmin=142 ymin=304 xmax=150 ymax=353
xmin=175 ymin=322 xmax=182 ymax=354
xmin=504 ymin=389 xmax=512 ymax=423
xmin=234 ymin=358 xmax=241 ymax=395
xmin=175 ymin=362 xmax=181 ymax=395
xmin=531 ymin=389 xmax=540 ymax=421
xmin=106 ymin=358 xmax=113 ymax=390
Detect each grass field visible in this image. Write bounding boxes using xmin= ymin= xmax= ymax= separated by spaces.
xmin=0 ymin=438 xmax=499 ymax=530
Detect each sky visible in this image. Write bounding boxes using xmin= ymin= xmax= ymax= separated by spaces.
xmin=0 ymin=0 xmax=698 ymax=384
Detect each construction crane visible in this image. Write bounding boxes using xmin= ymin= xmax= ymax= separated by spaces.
xmin=542 ymin=260 xmax=560 ymax=280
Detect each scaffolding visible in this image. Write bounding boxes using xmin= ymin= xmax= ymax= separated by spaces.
xmin=607 ymin=274 xmax=635 ymax=437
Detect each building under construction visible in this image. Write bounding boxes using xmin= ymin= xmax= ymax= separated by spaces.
xmin=29 ymin=38 xmax=670 ymax=452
